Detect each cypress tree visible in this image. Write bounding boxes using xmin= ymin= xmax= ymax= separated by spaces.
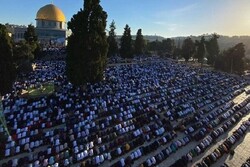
xmin=66 ymin=0 xmax=108 ymax=85
xmin=205 ymin=34 xmax=219 ymax=65
xmin=120 ymin=24 xmax=133 ymax=58
xmin=196 ymin=36 xmax=206 ymax=64
xmin=134 ymin=29 xmax=145 ymax=56
xmin=107 ymin=20 xmax=118 ymax=57
xmin=0 ymin=24 xmax=16 ymax=95
xmin=23 ymin=24 xmax=40 ymax=60
xmin=182 ymin=37 xmax=195 ymax=62
xmin=24 ymin=24 xmax=38 ymax=44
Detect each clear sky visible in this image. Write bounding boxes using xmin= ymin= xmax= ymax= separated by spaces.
xmin=1 ymin=0 xmax=250 ymax=37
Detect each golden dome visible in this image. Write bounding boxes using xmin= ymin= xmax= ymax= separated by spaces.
xmin=36 ymin=4 xmax=66 ymax=22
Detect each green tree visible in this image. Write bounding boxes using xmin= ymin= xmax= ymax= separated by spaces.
xmin=228 ymin=43 xmax=245 ymax=74
xmin=193 ymin=40 xmax=199 ymax=61
xmin=13 ymin=41 xmax=34 ymax=73
xmin=214 ymin=53 xmax=225 ymax=71
xmin=196 ymin=36 xmax=206 ymax=65
xmin=14 ymin=41 xmax=34 ymax=60
xmin=134 ymin=29 xmax=145 ymax=56
xmin=147 ymin=40 xmax=161 ymax=54
xmin=107 ymin=20 xmax=118 ymax=57
xmin=173 ymin=47 xmax=182 ymax=60
xmin=205 ymin=34 xmax=219 ymax=65
xmin=0 ymin=24 xmax=16 ymax=95
xmin=182 ymin=37 xmax=195 ymax=62
xmin=173 ymin=39 xmax=181 ymax=60
xmin=162 ymin=38 xmax=175 ymax=57
xmin=244 ymin=58 xmax=250 ymax=70
xmin=120 ymin=24 xmax=133 ymax=58
xmin=24 ymin=24 xmax=41 ymax=59
xmin=24 ymin=24 xmax=38 ymax=44
xmin=215 ymin=43 xmax=245 ymax=74
xmin=13 ymin=24 xmax=39 ymax=74
xmin=66 ymin=0 xmax=108 ymax=85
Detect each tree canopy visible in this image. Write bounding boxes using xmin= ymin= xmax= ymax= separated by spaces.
xmin=66 ymin=0 xmax=108 ymax=85
xmin=215 ymin=43 xmax=245 ymax=74
xmin=24 ymin=24 xmax=38 ymax=44
xmin=147 ymin=40 xmax=161 ymax=53
xmin=182 ymin=37 xmax=195 ymax=62
xmin=13 ymin=41 xmax=34 ymax=73
xmin=107 ymin=20 xmax=118 ymax=57
xmin=195 ymin=36 xmax=206 ymax=64
xmin=13 ymin=24 xmax=39 ymax=74
xmin=205 ymin=34 xmax=219 ymax=65
xmin=0 ymin=24 xmax=16 ymax=95
xmin=162 ymin=38 xmax=175 ymax=57
xmin=120 ymin=24 xmax=133 ymax=58
xmin=134 ymin=29 xmax=145 ymax=56
xmin=173 ymin=47 xmax=182 ymax=60
xmin=147 ymin=39 xmax=175 ymax=57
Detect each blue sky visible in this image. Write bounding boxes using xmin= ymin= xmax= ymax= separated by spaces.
xmin=1 ymin=0 xmax=250 ymax=37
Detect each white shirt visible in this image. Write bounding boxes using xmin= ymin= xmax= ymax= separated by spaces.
xmin=117 ymin=147 xmax=122 ymax=155
xmin=151 ymin=157 xmax=156 ymax=164
xmin=95 ymin=155 xmax=100 ymax=164
xmin=15 ymin=146 xmax=20 ymax=153
xmin=100 ymin=154 xmax=104 ymax=163
xmin=5 ymin=149 xmax=10 ymax=156
xmin=47 ymin=148 xmax=52 ymax=155
xmin=120 ymin=158 xmax=125 ymax=167
xmin=98 ymin=137 xmax=102 ymax=144
xmin=90 ymin=141 xmax=94 ymax=148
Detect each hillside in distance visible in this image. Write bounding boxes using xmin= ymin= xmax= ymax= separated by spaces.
xmin=172 ymin=35 xmax=250 ymax=58
xmin=116 ymin=35 xmax=165 ymax=42
xmin=116 ymin=34 xmax=250 ymax=58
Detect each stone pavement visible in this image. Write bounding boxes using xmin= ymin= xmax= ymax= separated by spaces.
xmin=223 ymin=132 xmax=250 ymax=167
xmin=189 ymin=113 xmax=250 ymax=167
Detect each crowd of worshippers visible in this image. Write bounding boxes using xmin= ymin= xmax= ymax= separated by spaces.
xmin=194 ymin=118 xmax=250 ymax=167
xmin=124 ymin=97 xmax=250 ymax=167
xmin=169 ymin=99 xmax=250 ymax=167
xmin=0 ymin=57 xmax=249 ymax=167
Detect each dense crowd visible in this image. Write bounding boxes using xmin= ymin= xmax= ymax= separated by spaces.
xmin=0 ymin=56 xmax=249 ymax=167
xmin=170 ymin=98 xmax=250 ymax=167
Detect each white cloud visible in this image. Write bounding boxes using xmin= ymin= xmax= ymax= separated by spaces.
xmin=154 ymin=3 xmax=199 ymax=18
xmin=167 ymin=23 xmax=179 ymax=32
xmin=172 ymin=3 xmax=198 ymax=16
xmin=153 ymin=22 xmax=181 ymax=32
xmin=153 ymin=21 xmax=167 ymax=25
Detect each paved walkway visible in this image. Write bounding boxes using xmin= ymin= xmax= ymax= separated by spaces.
xmin=189 ymin=113 xmax=250 ymax=167
xmin=223 ymin=132 xmax=250 ymax=167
